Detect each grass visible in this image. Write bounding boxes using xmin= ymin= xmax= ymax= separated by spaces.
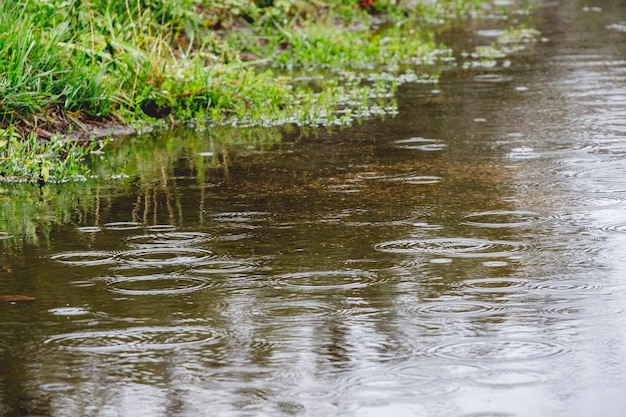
xmin=0 ymin=0 xmax=542 ymax=250
xmin=0 ymin=0 xmax=537 ymax=182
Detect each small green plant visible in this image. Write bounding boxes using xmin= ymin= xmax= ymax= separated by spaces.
xmin=0 ymin=130 xmax=106 ymax=182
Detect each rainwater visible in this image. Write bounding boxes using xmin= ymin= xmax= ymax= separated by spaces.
xmin=3 ymin=1 xmax=626 ymax=416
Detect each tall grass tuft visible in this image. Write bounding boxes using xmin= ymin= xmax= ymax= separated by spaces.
xmin=0 ymin=1 xmax=111 ymax=122
xmin=0 ymin=0 xmax=532 ymax=182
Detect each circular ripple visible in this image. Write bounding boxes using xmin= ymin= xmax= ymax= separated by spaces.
xmin=428 ymin=339 xmax=568 ymax=361
xmin=476 ymin=29 xmax=506 ymax=37
xmin=273 ymin=270 xmax=381 ymax=291
xmin=104 ymin=222 xmax=142 ymax=230
xmin=393 ymin=137 xmax=446 ymax=151
xmin=374 ymin=238 xmax=530 ymax=258
xmin=600 ymin=223 xmax=626 ymax=233
xmin=247 ymin=302 xmax=330 ymax=323
xmin=232 ymin=299 xmax=379 ymax=323
xmin=540 ymin=303 xmax=624 ymax=318
xmin=211 ymin=211 xmax=271 ymax=223
xmin=461 ymin=210 xmax=543 ymax=228
xmin=429 ymin=258 xmax=453 ymax=264
xmin=48 ymin=307 xmax=90 ymax=316
xmin=106 ymin=274 xmax=214 ymax=295
xmin=564 ymin=195 xmax=626 ymax=210
xmin=469 ymin=368 xmax=551 ymax=388
xmin=401 ymin=362 xmax=484 ymax=381
xmin=116 ymin=247 xmax=215 ymax=267
xmin=330 ymin=305 xmax=380 ymax=320
xmin=76 ymin=226 xmax=101 ymax=233
xmin=51 ymin=251 xmax=116 ymax=266
xmin=40 ymin=382 xmax=75 ymax=392
xmin=507 ymin=146 xmax=539 ymax=159
xmin=70 ymin=280 xmax=96 ymax=288
xmin=189 ymin=258 xmax=260 ymax=275
xmin=124 ymin=232 xmax=212 ymax=248
xmin=571 ymin=166 xmax=626 ymax=192
xmin=348 ymin=368 xmax=459 ymax=399
xmin=279 ymin=375 xmax=352 ymax=402
xmin=458 ymin=278 xmax=530 ymax=293
xmin=407 ymin=301 xmax=507 ymax=317
xmin=146 ymin=225 xmax=177 ymax=232
xmin=282 ymin=386 xmax=345 ymax=401
xmin=385 ymin=175 xmax=442 ymax=185
xmin=473 ymin=74 xmax=513 ymax=83
xmin=482 ymin=261 xmax=509 ymax=267
xmin=531 ymin=279 xmax=604 ymax=294
xmin=214 ymin=231 xmax=255 ymax=241
xmin=45 ymin=325 xmax=222 ymax=353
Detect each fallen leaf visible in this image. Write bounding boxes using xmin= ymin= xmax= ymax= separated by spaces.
xmin=0 ymin=295 xmax=36 ymax=303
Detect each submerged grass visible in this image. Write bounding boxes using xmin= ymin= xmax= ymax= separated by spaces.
xmin=0 ymin=0 xmax=538 ymax=182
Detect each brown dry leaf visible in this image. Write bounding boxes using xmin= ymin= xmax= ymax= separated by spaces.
xmin=0 ymin=295 xmax=36 ymax=303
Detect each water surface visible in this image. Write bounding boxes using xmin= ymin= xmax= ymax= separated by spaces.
xmin=3 ymin=1 xmax=626 ymax=416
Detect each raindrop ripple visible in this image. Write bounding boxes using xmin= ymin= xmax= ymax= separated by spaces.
xmin=461 ymin=210 xmax=543 ymax=228
xmin=105 ymin=274 xmax=215 ymax=295
xmin=45 ymin=325 xmax=223 ymax=353
xmin=116 ymin=247 xmax=215 ymax=267
xmin=427 ymin=338 xmax=568 ymax=361
xmin=374 ymin=238 xmax=531 ymax=258
xmin=51 ymin=251 xmax=116 ymax=266
xmin=273 ymin=269 xmax=383 ymax=291
xmin=124 ymin=231 xmax=212 ymax=248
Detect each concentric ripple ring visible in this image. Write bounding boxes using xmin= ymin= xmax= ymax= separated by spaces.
xmin=374 ymin=237 xmax=530 ymax=258
xmin=116 ymin=247 xmax=215 ymax=266
xmin=51 ymin=251 xmax=116 ymax=266
xmin=45 ymin=325 xmax=222 ymax=353
xmin=427 ymin=339 xmax=568 ymax=361
xmin=274 ymin=270 xmax=381 ymax=291
xmin=105 ymin=274 xmax=214 ymax=295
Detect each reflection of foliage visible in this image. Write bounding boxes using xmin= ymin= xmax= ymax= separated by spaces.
xmin=94 ymin=125 xmax=287 ymax=185
xmin=0 ymin=124 xmax=287 ymax=249
xmin=0 ymin=131 xmax=106 ymax=182
xmin=0 ymin=181 xmax=99 ymax=247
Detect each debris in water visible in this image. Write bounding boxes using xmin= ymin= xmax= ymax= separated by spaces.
xmin=0 ymin=295 xmax=36 ymax=303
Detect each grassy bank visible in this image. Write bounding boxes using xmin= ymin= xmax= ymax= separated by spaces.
xmin=0 ymin=0 xmax=535 ymax=182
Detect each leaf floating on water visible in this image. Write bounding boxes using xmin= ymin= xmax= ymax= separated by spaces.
xmin=0 ymin=295 xmax=36 ymax=303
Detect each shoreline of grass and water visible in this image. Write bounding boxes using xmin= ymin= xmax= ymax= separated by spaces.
xmin=0 ymin=0 xmax=545 ymax=248
xmin=0 ymin=0 xmax=541 ymax=183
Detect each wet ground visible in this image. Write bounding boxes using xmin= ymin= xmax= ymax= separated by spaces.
xmin=3 ymin=1 xmax=626 ymax=416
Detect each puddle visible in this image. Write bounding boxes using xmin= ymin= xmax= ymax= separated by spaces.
xmin=4 ymin=1 xmax=626 ymax=416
